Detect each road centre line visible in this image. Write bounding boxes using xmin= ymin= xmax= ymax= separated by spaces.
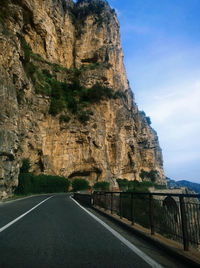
xmin=0 ymin=196 xmax=53 ymax=233
xmin=70 ymin=196 xmax=163 ymax=268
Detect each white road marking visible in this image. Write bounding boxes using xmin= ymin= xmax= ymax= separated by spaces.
xmin=0 ymin=196 xmax=53 ymax=233
xmin=70 ymin=196 xmax=163 ymax=268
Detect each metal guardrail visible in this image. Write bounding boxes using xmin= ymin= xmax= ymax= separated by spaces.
xmin=92 ymin=191 xmax=200 ymax=251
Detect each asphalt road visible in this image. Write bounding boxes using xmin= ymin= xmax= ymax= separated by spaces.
xmin=0 ymin=194 xmax=162 ymax=268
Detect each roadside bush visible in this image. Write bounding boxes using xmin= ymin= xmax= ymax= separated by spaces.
xmin=72 ymin=178 xmax=89 ymax=192
xmin=93 ymin=181 xmax=110 ymax=191
xmin=117 ymin=179 xmax=166 ymax=193
xmin=117 ymin=178 xmax=128 ymax=191
xmin=15 ymin=159 xmax=70 ymax=194
xmin=139 ymin=169 xmax=158 ymax=183
xmin=31 ymin=175 xmax=70 ymax=193
xmin=16 ymin=174 xmax=70 ymax=194
xmin=16 ymin=173 xmax=34 ymax=195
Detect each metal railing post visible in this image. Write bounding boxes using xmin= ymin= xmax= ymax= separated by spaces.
xmin=104 ymin=192 xmax=107 ymax=211
xmin=111 ymin=192 xmax=113 ymax=214
xmin=92 ymin=192 xmax=95 ymax=206
xmin=179 ymin=196 xmax=189 ymax=251
xmin=149 ymin=193 xmax=155 ymax=235
xmin=91 ymin=192 xmax=94 ymax=206
xmin=131 ymin=193 xmax=134 ymax=225
xmin=120 ymin=192 xmax=122 ymax=219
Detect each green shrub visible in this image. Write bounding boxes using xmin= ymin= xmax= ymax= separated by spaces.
xmin=81 ymin=83 xmax=114 ymax=103
xmin=20 ymin=38 xmax=32 ymax=62
xmin=20 ymin=158 xmax=31 ymax=173
xmin=0 ymin=0 xmax=12 ymax=34
xmin=114 ymin=91 xmax=127 ymax=101
xmin=146 ymin=116 xmax=152 ymax=125
xmin=72 ymin=178 xmax=89 ymax=192
xmin=93 ymin=181 xmax=110 ymax=191
xmin=15 ymin=158 xmax=70 ymax=194
xmin=15 ymin=173 xmax=34 ymax=195
xmin=49 ymin=99 xmax=66 ymax=115
xmin=125 ymin=181 xmax=166 ymax=193
xmin=16 ymin=173 xmax=70 ymax=194
xmin=53 ymin=64 xmax=61 ymax=72
xmin=117 ymin=178 xmax=164 ymax=193
xmin=140 ymin=111 xmax=146 ymax=116
xmin=127 ymin=181 xmax=151 ymax=193
xmin=77 ymin=110 xmax=90 ymax=124
xmin=42 ymin=69 xmax=52 ymax=79
xmin=31 ymin=174 xmax=70 ymax=193
xmin=19 ymin=39 xmax=121 ymax=124
xmin=0 ymin=0 xmax=9 ymax=6
xmin=67 ymin=96 xmax=78 ymax=114
xmin=31 ymin=53 xmax=44 ymax=62
xmin=117 ymin=178 xmax=129 ymax=191
xmin=59 ymin=114 xmax=71 ymax=123
xmin=139 ymin=169 xmax=158 ymax=183
xmin=75 ymin=1 xmax=107 ymax=27
xmin=117 ymin=179 xmax=144 ymax=192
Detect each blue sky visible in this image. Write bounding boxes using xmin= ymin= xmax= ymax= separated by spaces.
xmin=107 ymin=0 xmax=200 ymax=182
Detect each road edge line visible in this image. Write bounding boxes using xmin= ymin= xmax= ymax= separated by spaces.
xmin=70 ymin=196 xmax=163 ymax=268
xmin=0 ymin=196 xmax=53 ymax=233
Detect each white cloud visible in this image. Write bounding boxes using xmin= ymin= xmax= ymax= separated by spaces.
xmin=148 ymin=81 xmax=200 ymax=124
xmin=143 ymin=81 xmax=200 ymax=181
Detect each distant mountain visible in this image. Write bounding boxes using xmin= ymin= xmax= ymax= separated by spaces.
xmin=166 ymin=178 xmax=200 ymax=194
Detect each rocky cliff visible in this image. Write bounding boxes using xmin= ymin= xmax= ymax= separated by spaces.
xmin=0 ymin=0 xmax=166 ymax=199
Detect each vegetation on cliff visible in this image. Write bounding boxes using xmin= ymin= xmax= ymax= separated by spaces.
xmin=0 ymin=0 xmax=165 ymax=199
xmin=68 ymin=0 xmax=115 ymax=37
xmin=139 ymin=169 xmax=158 ymax=183
xmin=19 ymin=38 xmax=124 ymax=124
xmin=0 ymin=0 xmax=10 ymax=34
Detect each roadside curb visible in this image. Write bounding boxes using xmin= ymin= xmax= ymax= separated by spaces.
xmin=92 ymin=205 xmax=200 ymax=268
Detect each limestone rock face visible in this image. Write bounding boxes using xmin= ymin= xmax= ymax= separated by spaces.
xmin=0 ymin=0 xmax=166 ymax=199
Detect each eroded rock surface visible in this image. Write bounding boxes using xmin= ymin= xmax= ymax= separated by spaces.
xmin=0 ymin=0 xmax=166 ymax=199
